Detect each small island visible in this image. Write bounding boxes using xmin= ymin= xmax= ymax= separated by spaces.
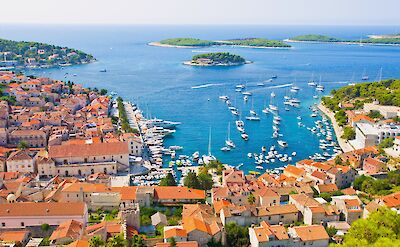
xmin=287 ymin=34 xmax=400 ymax=45
xmin=0 ymin=38 xmax=95 ymax=69
xmin=150 ymin=37 xmax=291 ymax=48
xmin=183 ymin=52 xmax=249 ymax=66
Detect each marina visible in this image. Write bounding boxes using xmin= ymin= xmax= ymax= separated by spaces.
xmin=13 ymin=25 xmax=400 ymax=174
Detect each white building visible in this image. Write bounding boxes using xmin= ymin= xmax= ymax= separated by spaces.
xmin=354 ymin=122 xmax=400 ymax=148
xmin=364 ymin=102 xmax=400 ymax=119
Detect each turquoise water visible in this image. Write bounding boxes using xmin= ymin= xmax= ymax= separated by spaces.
xmin=1 ymin=25 xmax=400 ymax=172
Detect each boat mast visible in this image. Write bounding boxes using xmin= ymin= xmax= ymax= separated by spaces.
xmin=227 ymin=122 xmax=231 ymax=141
xmin=208 ymin=127 xmax=212 ymax=156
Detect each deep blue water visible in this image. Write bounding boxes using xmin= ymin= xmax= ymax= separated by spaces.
xmin=1 ymin=25 xmax=400 ymax=173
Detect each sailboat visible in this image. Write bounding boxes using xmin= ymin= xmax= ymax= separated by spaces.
xmin=308 ymin=73 xmax=317 ymax=86
xmin=250 ymin=97 xmax=257 ymax=116
xmin=225 ymin=123 xmax=236 ymax=148
xmin=361 ymin=69 xmax=369 ymax=80
xmin=262 ymin=98 xmax=269 ymax=114
xmin=316 ymin=75 xmax=324 ymax=92
xmin=269 ymin=92 xmax=278 ymax=111
xmin=203 ymin=128 xmax=216 ymax=164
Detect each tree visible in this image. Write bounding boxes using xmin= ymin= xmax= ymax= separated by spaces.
xmin=198 ymin=172 xmax=214 ymax=190
xmin=89 ymin=236 xmax=105 ymax=247
xmin=168 ymin=238 xmax=177 ymax=247
xmin=159 ymin=173 xmax=176 ymax=186
xmin=100 ymin=89 xmax=108 ymax=95
xmin=325 ymin=226 xmax=338 ymax=237
xmin=106 ymin=233 xmax=126 ymax=247
xmin=367 ymin=110 xmax=383 ymax=119
xmin=333 ymin=208 xmax=400 ymax=246
xmin=335 ymin=155 xmax=343 ymax=165
xmin=41 ymin=223 xmax=50 ymax=232
xmin=17 ymin=141 xmax=29 ymax=150
xmin=378 ymin=138 xmax=394 ymax=149
xmin=225 ymin=222 xmax=249 ymax=247
xmin=247 ymin=193 xmax=256 ymax=205
xmin=342 ymin=127 xmax=356 ymax=140
xmin=183 ymin=172 xmax=200 ymax=189
xmin=131 ymin=235 xmax=144 ymax=247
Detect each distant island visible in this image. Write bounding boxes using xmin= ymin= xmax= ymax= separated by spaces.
xmin=183 ymin=52 xmax=249 ymax=66
xmin=287 ymin=34 xmax=400 ymax=45
xmin=0 ymin=38 xmax=95 ymax=69
xmin=149 ymin=37 xmax=291 ymax=48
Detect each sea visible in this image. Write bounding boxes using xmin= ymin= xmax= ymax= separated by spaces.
xmin=1 ymin=24 xmax=400 ymax=173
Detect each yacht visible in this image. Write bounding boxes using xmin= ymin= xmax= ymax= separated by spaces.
xmin=316 ymin=85 xmax=324 ymax=92
xmin=221 ymin=146 xmax=231 ymax=152
xmin=277 ymin=140 xmax=288 ymax=148
xmin=361 ymin=69 xmax=369 ymax=80
xmin=236 ymin=84 xmax=245 ymax=89
xmin=290 ymin=86 xmax=300 ymax=93
xmin=219 ymin=95 xmax=229 ymax=101
xmin=241 ymin=133 xmax=249 ymax=141
xmin=308 ymin=81 xmax=317 ymax=86
xmin=269 ymin=105 xmax=278 ymax=111
xmin=273 ymin=115 xmax=281 ymax=121
xmin=243 ymin=96 xmax=249 ymax=102
xmin=246 ymin=116 xmax=260 ymax=121
xmin=271 ymin=75 xmax=278 ymax=79
xmin=242 ymin=91 xmax=252 ymax=96
xmin=269 ymin=92 xmax=278 ymax=111
xmin=262 ymin=107 xmax=269 ymax=114
xmin=272 ymin=131 xmax=279 ymax=138
xmin=257 ymin=82 xmax=265 ymax=87
xmin=148 ymin=118 xmax=181 ymax=129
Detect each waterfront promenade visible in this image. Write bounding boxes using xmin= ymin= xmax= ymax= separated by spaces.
xmin=317 ymin=103 xmax=355 ymax=153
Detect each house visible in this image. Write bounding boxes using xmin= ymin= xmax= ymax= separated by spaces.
xmin=120 ymin=133 xmax=143 ymax=157
xmin=66 ymin=240 xmax=89 ymax=247
xmin=48 ymin=141 xmax=129 ymax=176
xmin=354 ymin=122 xmax=400 ymax=149
xmin=151 ymin=212 xmax=167 ymax=227
xmin=374 ymin=191 xmax=400 ymax=212
xmin=181 ymin=204 xmax=223 ymax=247
xmin=283 ymin=165 xmax=306 ymax=179
xmin=156 ymin=242 xmax=198 ymax=247
xmin=153 ymin=186 xmax=205 ymax=205
xmin=331 ymin=195 xmax=363 ymax=224
xmin=163 ymin=227 xmax=188 ymax=243
xmin=0 ymin=230 xmax=31 ymax=246
xmin=289 ymin=194 xmax=320 ymax=216
xmin=314 ymin=184 xmax=339 ymax=194
xmin=219 ymin=204 xmax=251 ymax=226
xmin=287 ymin=225 xmax=329 ymax=247
xmin=0 ymin=202 xmax=88 ymax=229
xmin=251 ymin=204 xmax=299 ymax=225
xmin=303 ymin=204 xmax=340 ymax=225
xmin=49 ymin=220 xmax=83 ymax=245
xmin=363 ymin=157 xmax=387 ymax=174
xmin=8 ymin=129 xmax=47 ymax=148
xmin=249 ymin=221 xmax=289 ymax=247
xmin=6 ymin=149 xmax=36 ymax=173
xmin=256 ymin=188 xmax=280 ymax=207
xmin=349 ymin=114 xmax=375 ymax=127
xmin=222 ymin=168 xmax=245 ymax=186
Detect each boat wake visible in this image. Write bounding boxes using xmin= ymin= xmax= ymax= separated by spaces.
xmin=191 ymin=50 xmax=213 ymax=53
xmin=266 ymin=83 xmax=293 ymax=89
xmin=191 ymin=83 xmax=223 ymax=89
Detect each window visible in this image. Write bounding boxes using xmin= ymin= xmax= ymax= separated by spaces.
xmin=21 ymin=222 xmax=24 ymax=227
xmin=1 ymin=223 xmax=5 ymax=227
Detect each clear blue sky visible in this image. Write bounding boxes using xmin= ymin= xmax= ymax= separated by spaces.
xmin=2 ymin=0 xmax=400 ymax=25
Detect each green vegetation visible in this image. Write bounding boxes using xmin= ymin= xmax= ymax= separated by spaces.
xmin=367 ymin=110 xmax=383 ymax=119
xmin=159 ymin=38 xmax=216 ymax=47
xmin=326 ymin=226 xmax=338 ymax=238
xmin=353 ymin=171 xmax=400 ymax=196
xmin=0 ymin=38 xmax=95 ymax=68
xmin=334 ymin=109 xmax=348 ymax=127
xmin=290 ymin=34 xmax=341 ymax=42
xmin=140 ymin=206 xmax=182 ymax=227
xmin=319 ymin=191 xmax=344 ymax=202
xmin=378 ymin=138 xmax=394 ymax=149
xmin=131 ymin=235 xmax=144 ymax=247
xmin=191 ymin=52 xmax=246 ymax=65
xmin=247 ymin=193 xmax=256 ymax=205
xmin=291 ymin=34 xmax=400 ymax=45
xmin=342 ymin=127 xmax=356 ymax=140
xmin=116 ymin=97 xmax=138 ymax=134
xmin=157 ymin=37 xmax=290 ymax=48
xmin=39 ymin=237 xmax=50 ymax=246
xmin=183 ymin=170 xmax=214 ymax=191
xmin=322 ymin=79 xmax=400 ymax=112
xmin=89 ymin=209 xmax=119 ymax=223
xmin=225 ymin=222 xmax=250 ymax=247
xmin=332 ymin=207 xmax=400 ymax=247
xmin=221 ymin=38 xmax=290 ymax=47
xmin=159 ymin=173 xmax=177 ymax=186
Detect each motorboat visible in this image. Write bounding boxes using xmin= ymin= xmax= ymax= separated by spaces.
xmin=221 ymin=146 xmax=231 ymax=152
xmin=241 ymin=133 xmax=249 ymax=140
xmin=277 ymin=140 xmax=288 ymax=148
xmin=269 ymin=105 xmax=278 ymax=111
xmin=219 ymin=95 xmax=229 ymax=101
xmin=246 ymin=116 xmax=260 ymax=121
xmin=242 ymin=91 xmax=252 ymax=96
xmin=262 ymin=108 xmax=269 ymax=114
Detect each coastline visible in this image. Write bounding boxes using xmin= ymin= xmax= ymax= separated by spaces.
xmin=317 ymin=103 xmax=355 ymax=153
xmin=182 ymin=60 xmax=252 ymax=67
xmin=284 ymin=39 xmax=400 ymax=47
xmin=148 ymin=42 xmax=198 ymax=48
xmin=148 ymin=41 xmax=291 ymax=49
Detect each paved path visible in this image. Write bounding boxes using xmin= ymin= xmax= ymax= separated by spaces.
xmin=317 ymin=103 xmax=355 ymax=153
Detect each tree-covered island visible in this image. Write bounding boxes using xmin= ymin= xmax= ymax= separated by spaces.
xmin=0 ymin=38 xmax=95 ymax=69
xmin=150 ymin=37 xmax=291 ymax=48
xmin=183 ymin=52 xmax=249 ymax=66
xmin=288 ymin=34 xmax=400 ymax=45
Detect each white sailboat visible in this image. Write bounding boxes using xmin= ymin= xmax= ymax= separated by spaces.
xmin=250 ymin=97 xmax=257 ymax=116
xmin=203 ymin=128 xmax=216 ymax=164
xmin=361 ymin=69 xmax=369 ymax=80
xmin=316 ymin=75 xmax=324 ymax=92
xmin=308 ymin=73 xmax=317 ymax=86
xmin=225 ymin=123 xmax=236 ymax=148
xmin=269 ymin=92 xmax=278 ymax=111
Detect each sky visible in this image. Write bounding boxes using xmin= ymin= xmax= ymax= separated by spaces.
xmin=1 ymin=0 xmax=400 ymax=25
